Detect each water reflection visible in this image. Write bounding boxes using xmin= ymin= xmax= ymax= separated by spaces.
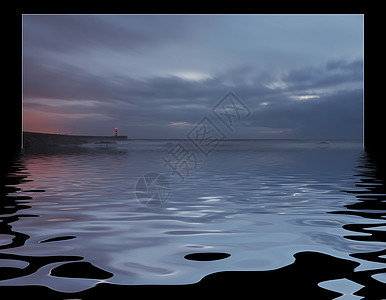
xmin=327 ymin=151 xmax=386 ymax=297
xmin=0 ymin=154 xmax=34 ymax=250
xmin=0 ymin=142 xmax=385 ymax=298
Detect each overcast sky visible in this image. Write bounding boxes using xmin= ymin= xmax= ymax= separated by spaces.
xmin=23 ymin=14 xmax=363 ymax=139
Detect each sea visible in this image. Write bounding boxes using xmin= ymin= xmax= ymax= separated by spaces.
xmin=1 ymin=139 xmax=385 ymax=297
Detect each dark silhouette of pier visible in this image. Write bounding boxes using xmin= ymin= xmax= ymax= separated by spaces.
xmin=22 ymin=132 xmax=128 ymax=148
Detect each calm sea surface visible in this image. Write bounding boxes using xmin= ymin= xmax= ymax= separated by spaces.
xmin=1 ymin=140 xmax=385 ymax=295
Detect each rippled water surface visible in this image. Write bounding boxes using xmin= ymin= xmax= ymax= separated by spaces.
xmin=1 ymin=140 xmax=385 ymax=295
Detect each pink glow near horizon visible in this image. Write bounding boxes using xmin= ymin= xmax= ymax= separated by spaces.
xmin=23 ymin=111 xmax=69 ymax=134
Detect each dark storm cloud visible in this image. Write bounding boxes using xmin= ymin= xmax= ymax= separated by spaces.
xmin=240 ymin=60 xmax=362 ymax=138
xmin=247 ymin=88 xmax=362 ymax=138
xmin=22 ymin=15 xmax=363 ymax=137
xmin=282 ymin=59 xmax=363 ymax=91
xmin=24 ymin=54 xmax=363 ymax=138
xmin=23 ymin=54 xmax=145 ymax=102
xmin=23 ymin=15 xmax=188 ymax=54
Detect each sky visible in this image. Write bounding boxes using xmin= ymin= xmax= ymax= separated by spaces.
xmin=23 ymin=14 xmax=363 ymax=139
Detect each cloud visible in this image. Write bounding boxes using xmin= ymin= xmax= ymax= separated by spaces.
xmin=22 ymin=15 xmax=363 ymax=137
xmin=290 ymin=95 xmax=320 ymax=101
xmin=169 ymin=121 xmax=195 ymax=127
xmin=23 ymin=39 xmax=363 ymax=138
xmin=169 ymin=71 xmax=212 ymax=82
xmin=282 ymin=59 xmax=363 ymax=93
xmin=248 ymin=88 xmax=362 ymax=139
xmin=23 ymin=15 xmax=189 ymax=55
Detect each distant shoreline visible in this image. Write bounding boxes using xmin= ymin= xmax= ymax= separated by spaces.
xmin=23 ymin=132 xmax=128 ymax=148
xmin=22 ymin=132 xmax=362 ymax=149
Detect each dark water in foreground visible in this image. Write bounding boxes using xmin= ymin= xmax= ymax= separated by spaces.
xmin=1 ymin=140 xmax=385 ymax=298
